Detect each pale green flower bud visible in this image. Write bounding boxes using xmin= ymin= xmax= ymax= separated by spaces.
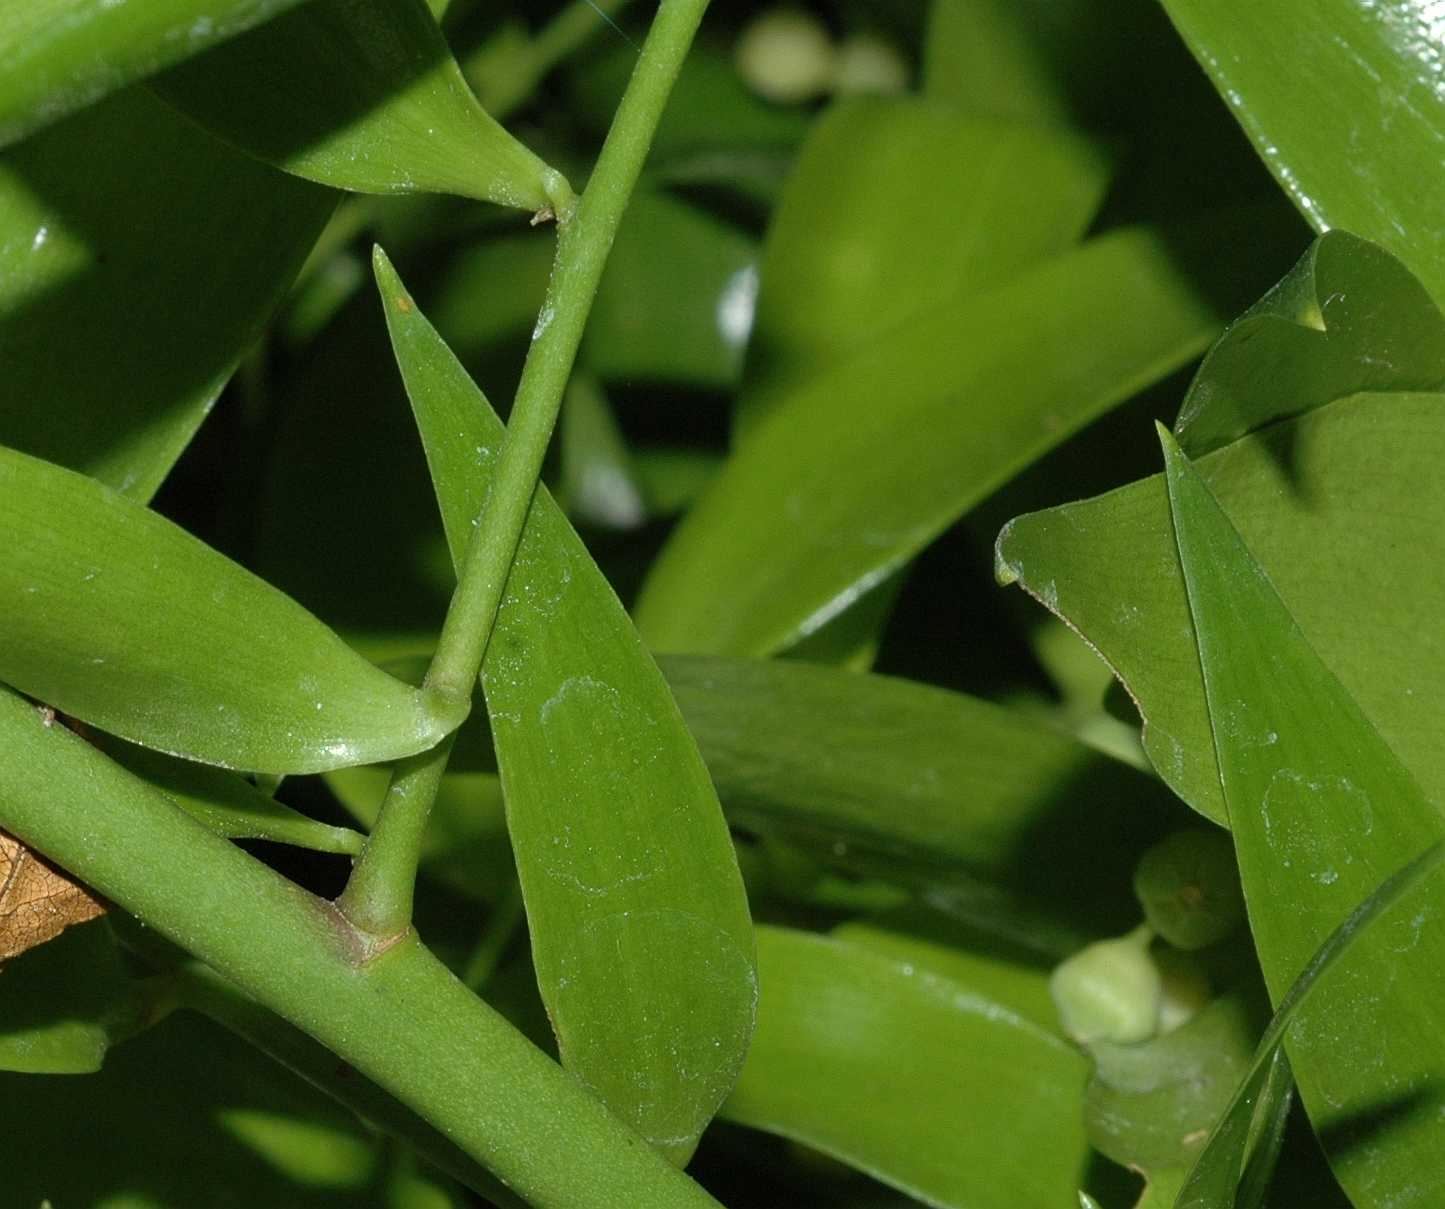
xmin=832 ymin=33 xmax=910 ymax=96
xmin=1050 ymin=924 xmax=1161 ymax=1045
xmin=1133 ymin=828 xmax=1245 ymax=950
xmin=736 ymin=9 xmax=836 ymax=105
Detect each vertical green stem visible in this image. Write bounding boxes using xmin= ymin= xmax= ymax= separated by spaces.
xmin=339 ymin=0 xmax=713 ymax=940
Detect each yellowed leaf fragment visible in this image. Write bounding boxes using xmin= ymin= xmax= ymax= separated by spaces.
xmin=0 ymin=830 xmax=105 ymax=962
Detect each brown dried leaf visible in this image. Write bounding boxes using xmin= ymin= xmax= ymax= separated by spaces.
xmin=0 ymin=830 xmax=105 ymax=962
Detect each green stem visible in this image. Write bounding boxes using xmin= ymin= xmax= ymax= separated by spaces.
xmin=0 ymin=690 xmax=716 ymax=1209
xmin=339 ymin=0 xmax=713 ymax=940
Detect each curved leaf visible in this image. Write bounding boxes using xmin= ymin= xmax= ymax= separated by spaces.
xmin=1175 ymin=231 xmax=1445 ymax=455
xmin=0 ymin=0 xmax=308 ymax=147
xmin=1160 ymin=0 xmax=1445 ymax=307
xmin=154 ymin=0 xmax=562 ymax=208
xmin=1160 ymin=428 xmax=1445 ymax=1207
xmin=996 ymin=392 xmax=1445 ymax=824
xmin=636 ymin=221 xmax=1239 ymax=657
xmin=374 ymin=251 xmax=756 ymax=1165
xmin=720 ymin=926 xmax=1090 ymax=1209
xmin=0 ymin=85 xmax=333 ymax=501
xmin=0 ymin=445 xmax=462 ymax=772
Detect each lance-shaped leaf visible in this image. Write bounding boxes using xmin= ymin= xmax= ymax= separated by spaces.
xmin=660 ymin=653 xmax=1169 ymax=925
xmin=0 ymin=85 xmax=334 ymax=502
xmin=0 ymin=0 xmax=309 ymax=147
xmin=997 ymin=391 xmax=1445 ymax=824
xmin=1160 ymin=427 xmax=1445 ymax=1207
xmin=1159 ymin=0 xmax=1445 ymax=308
xmin=736 ymin=95 xmax=1111 ymax=433
xmin=719 ymin=926 xmax=1090 ymax=1209
xmin=153 ymin=0 xmax=564 ymax=209
xmin=636 ymin=220 xmax=1241 ymax=657
xmin=0 ymin=445 xmax=462 ymax=772
xmin=1174 ymin=231 xmax=1445 ymax=455
xmin=374 ymin=250 xmax=756 ymax=1165
xmin=93 ymin=738 xmax=365 ymax=855
xmin=1175 ymin=843 xmax=1445 ymax=1209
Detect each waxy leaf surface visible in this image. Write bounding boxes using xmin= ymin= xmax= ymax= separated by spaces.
xmin=0 ymin=0 xmax=307 ymax=146
xmin=721 ymin=926 xmax=1089 ymax=1209
xmin=637 ymin=224 xmax=1231 ymax=657
xmin=375 ymin=252 xmax=756 ymax=1165
xmin=997 ymin=392 xmax=1445 ymax=824
xmin=1160 ymin=0 xmax=1445 ymax=307
xmin=0 ymin=445 xmax=460 ymax=772
xmin=1160 ymin=429 xmax=1445 ymax=1207
xmin=0 ymin=86 xmax=333 ymax=502
xmin=155 ymin=0 xmax=560 ymax=209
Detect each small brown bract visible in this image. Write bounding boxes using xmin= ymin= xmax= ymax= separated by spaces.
xmin=0 ymin=830 xmax=106 ymax=963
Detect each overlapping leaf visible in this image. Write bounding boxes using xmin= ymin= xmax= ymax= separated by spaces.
xmin=1160 ymin=0 xmax=1445 ymax=307
xmin=375 ymin=251 xmax=756 ymax=1165
xmin=720 ymin=926 xmax=1090 ymax=1209
xmin=0 ymin=0 xmax=308 ymax=146
xmin=0 ymin=86 xmax=333 ymax=502
xmin=636 ymin=220 xmax=1251 ymax=657
xmin=736 ymin=95 xmax=1110 ymax=432
xmin=0 ymin=445 xmax=462 ymax=772
xmin=1158 ymin=429 xmax=1445 ymax=1206
xmin=154 ymin=0 xmax=561 ymax=209
xmin=997 ymin=392 xmax=1445 ymax=823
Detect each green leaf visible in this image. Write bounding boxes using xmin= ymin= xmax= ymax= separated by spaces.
xmin=374 ymin=251 xmax=756 ymax=1165
xmin=636 ymin=221 xmax=1239 ymax=657
xmin=736 ymin=95 xmax=1110 ymax=433
xmin=1160 ymin=427 xmax=1445 ymax=1206
xmin=153 ymin=0 xmax=563 ymax=209
xmin=661 ymin=654 xmax=1166 ymax=904
xmin=0 ymin=445 xmax=462 ymax=772
xmin=1159 ymin=0 xmax=1445 ymax=307
xmin=0 ymin=0 xmax=308 ymax=146
xmin=720 ymin=926 xmax=1090 ymax=1209
xmin=93 ymin=738 xmax=365 ymax=855
xmin=1174 ymin=231 xmax=1445 ymax=456
xmin=0 ymin=919 xmax=142 ymax=1075
xmin=559 ymin=376 xmax=647 ymax=530
xmin=0 ymin=86 xmax=333 ymax=502
xmin=1086 ymin=993 xmax=1260 ymax=1173
xmin=996 ymin=391 xmax=1445 ymax=824
xmin=581 ymin=191 xmax=759 ymax=391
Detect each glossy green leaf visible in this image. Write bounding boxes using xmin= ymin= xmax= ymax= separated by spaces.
xmin=581 ymin=191 xmax=758 ymax=390
xmin=0 ymin=919 xmax=142 ymax=1074
xmin=0 ymin=1010 xmax=460 ymax=1207
xmin=1176 ymin=844 xmax=1445 ymax=1209
xmin=0 ymin=85 xmax=333 ymax=501
xmin=1174 ymin=231 xmax=1445 ymax=456
xmin=1160 ymin=428 xmax=1445 ymax=1207
xmin=996 ymin=391 xmax=1445 ymax=824
xmin=154 ymin=0 xmax=562 ymax=209
xmin=720 ymin=926 xmax=1090 ymax=1209
xmin=637 ymin=222 xmax=1237 ymax=657
xmin=831 ymin=910 xmax=1057 ymax=1034
xmin=375 ymin=251 xmax=756 ymax=1165
xmin=0 ymin=0 xmax=308 ymax=147
xmin=1086 ymin=993 xmax=1259 ymax=1173
xmin=1160 ymin=0 xmax=1445 ymax=307
xmin=0 ymin=444 xmax=462 ymax=772
xmin=737 ymin=95 xmax=1110 ymax=431
xmin=660 ymin=654 xmax=1165 ymax=898
xmin=94 ymin=737 xmax=365 ymax=855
